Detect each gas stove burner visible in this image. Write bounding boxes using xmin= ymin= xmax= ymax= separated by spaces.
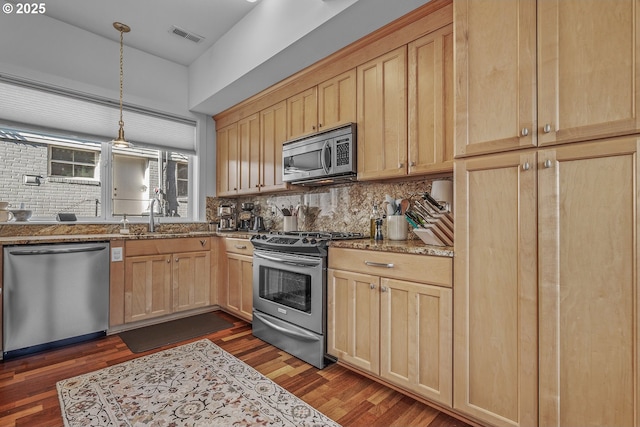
xmin=250 ymin=230 xmax=364 ymax=255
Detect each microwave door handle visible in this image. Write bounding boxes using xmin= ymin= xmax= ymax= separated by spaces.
xmin=320 ymin=140 xmax=331 ymax=174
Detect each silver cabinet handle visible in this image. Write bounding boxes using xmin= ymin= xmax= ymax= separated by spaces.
xmin=370 ymin=283 xmax=376 ymax=290
xmin=398 ymin=163 xmax=404 ymax=169
xmin=410 ymin=161 xmax=416 ymax=166
xmin=234 ymin=245 xmax=247 ymax=249
xmin=175 ymin=257 xmax=179 ymax=262
xmin=381 ymin=286 xmax=389 ymax=292
xmin=521 ymin=128 xmax=529 ymax=137
xmin=167 ymin=258 xmax=171 ymax=263
xmin=544 ymin=159 xmax=553 ymax=168
xmin=543 ymin=123 xmax=552 ymax=133
xmin=364 ymin=261 xmax=394 ymax=268
xmin=522 ymin=162 xmax=530 ymax=171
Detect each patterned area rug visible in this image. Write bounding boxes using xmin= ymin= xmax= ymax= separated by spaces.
xmin=57 ymin=339 xmax=341 ymax=427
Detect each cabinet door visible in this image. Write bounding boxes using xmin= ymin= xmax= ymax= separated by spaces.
xmin=357 ymin=46 xmax=408 ymax=180
xmin=216 ymin=123 xmax=239 ymax=196
xmin=287 ymin=87 xmax=318 ymax=139
xmin=453 ymin=151 xmax=538 ymax=426
xmin=237 ymin=113 xmax=260 ymax=195
xmin=380 ymin=278 xmax=452 ymax=407
xmin=226 ymin=253 xmax=253 ymax=321
xmin=454 ymin=0 xmax=536 ymax=157
xmin=260 ymin=100 xmax=288 ymax=193
xmin=538 ymin=1 xmax=640 ymax=146
xmin=172 ymin=250 xmax=211 ymax=313
xmin=538 ymin=138 xmax=640 ymax=427
xmin=327 ymin=269 xmax=380 ymax=374
xmin=408 ymin=24 xmax=454 ymax=176
xmin=124 ymin=254 xmax=173 ymax=323
xmin=317 ymin=69 xmax=356 ymax=131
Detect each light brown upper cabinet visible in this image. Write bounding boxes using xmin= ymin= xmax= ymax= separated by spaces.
xmin=287 ymin=69 xmax=357 ymax=140
xmin=287 ymin=87 xmax=318 ymax=139
xmin=216 ymin=123 xmax=239 ymax=197
xmin=317 ymin=69 xmax=357 ymax=132
xmin=237 ymin=113 xmax=260 ymax=195
xmin=408 ymin=23 xmax=454 ymax=175
xmin=259 ymin=100 xmax=288 ymax=193
xmin=455 ymin=0 xmax=640 ymax=157
xmin=357 ymin=46 xmax=408 ymax=180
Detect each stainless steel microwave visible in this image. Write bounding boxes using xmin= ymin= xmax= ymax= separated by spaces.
xmin=282 ymin=123 xmax=356 ymax=186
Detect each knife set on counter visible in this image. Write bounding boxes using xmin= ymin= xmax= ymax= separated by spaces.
xmin=406 ymin=180 xmax=454 ymax=246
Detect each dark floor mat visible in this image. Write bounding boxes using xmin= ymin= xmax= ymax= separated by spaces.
xmin=119 ymin=311 xmax=234 ymax=353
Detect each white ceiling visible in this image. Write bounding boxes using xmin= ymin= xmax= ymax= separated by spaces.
xmin=40 ymin=0 xmax=261 ymax=66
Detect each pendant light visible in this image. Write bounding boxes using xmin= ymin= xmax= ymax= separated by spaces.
xmin=111 ymin=22 xmax=131 ymax=148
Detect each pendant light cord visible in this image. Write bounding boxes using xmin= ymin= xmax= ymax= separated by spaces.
xmin=118 ymin=28 xmax=124 ymax=128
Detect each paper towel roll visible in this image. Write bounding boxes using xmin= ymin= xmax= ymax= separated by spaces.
xmin=431 ymin=180 xmax=453 ymax=212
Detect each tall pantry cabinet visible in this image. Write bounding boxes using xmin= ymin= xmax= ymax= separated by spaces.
xmin=454 ymin=1 xmax=640 ymax=426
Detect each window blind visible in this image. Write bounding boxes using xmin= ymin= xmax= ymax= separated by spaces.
xmin=0 ymin=77 xmax=196 ymax=154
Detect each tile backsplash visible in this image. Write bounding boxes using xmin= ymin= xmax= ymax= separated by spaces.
xmin=207 ymin=176 xmax=452 ymax=238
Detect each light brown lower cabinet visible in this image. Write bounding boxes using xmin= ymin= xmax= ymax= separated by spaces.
xmin=454 ymin=136 xmax=640 ymax=427
xmin=124 ymin=238 xmax=211 ymax=323
xmin=327 ymin=247 xmax=453 ymax=407
xmin=219 ymin=238 xmax=253 ymax=321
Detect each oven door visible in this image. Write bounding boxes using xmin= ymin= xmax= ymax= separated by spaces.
xmin=252 ymin=248 xmax=325 ymax=334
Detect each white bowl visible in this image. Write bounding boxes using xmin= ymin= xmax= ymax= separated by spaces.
xmin=10 ymin=209 xmax=32 ymax=221
xmin=412 ymin=228 xmax=446 ymax=246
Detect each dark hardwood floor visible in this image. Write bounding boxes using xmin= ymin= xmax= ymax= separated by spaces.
xmin=0 ymin=311 xmax=475 ymax=427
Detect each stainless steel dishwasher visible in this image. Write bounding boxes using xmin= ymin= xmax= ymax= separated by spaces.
xmin=3 ymin=242 xmax=110 ymax=358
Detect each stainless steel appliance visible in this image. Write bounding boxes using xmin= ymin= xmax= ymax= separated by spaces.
xmin=3 ymin=242 xmax=110 ymax=358
xmin=238 ymin=202 xmax=254 ymax=231
xmin=218 ymin=204 xmax=237 ymax=231
xmin=282 ymin=123 xmax=356 ymax=186
xmin=251 ymin=231 xmax=363 ymax=369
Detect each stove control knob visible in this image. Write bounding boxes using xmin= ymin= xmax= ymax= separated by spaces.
xmin=261 ymin=234 xmax=268 ymax=240
xmin=302 ymin=238 xmax=309 ymax=243
xmin=310 ymin=238 xmax=317 ymax=245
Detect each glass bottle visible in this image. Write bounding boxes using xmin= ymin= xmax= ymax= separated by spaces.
xmin=370 ymin=203 xmax=379 ymax=238
xmin=120 ymin=214 xmax=130 ymax=234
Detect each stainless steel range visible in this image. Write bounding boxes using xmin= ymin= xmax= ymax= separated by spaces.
xmin=251 ymin=231 xmax=363 ymax=369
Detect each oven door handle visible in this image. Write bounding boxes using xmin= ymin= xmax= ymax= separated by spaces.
xmin=253 ymin=312 xmax=321 ymax=342
xmin=254 ymin=251 xmax=321 ymax=267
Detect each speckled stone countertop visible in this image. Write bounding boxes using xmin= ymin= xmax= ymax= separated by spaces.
xmin=328 ymin=238 xmax=453 ymax=257
xmin=0 ymin=226 xmax=453 ymax=257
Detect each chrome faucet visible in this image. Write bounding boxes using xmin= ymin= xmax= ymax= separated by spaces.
xmin=149 ymin=198 xmax=158 ymax=232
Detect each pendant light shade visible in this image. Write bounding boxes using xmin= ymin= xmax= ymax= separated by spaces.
xmin=111 ymin=22 xmax=130 ymax=148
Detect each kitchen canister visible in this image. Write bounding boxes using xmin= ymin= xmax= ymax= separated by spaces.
xmin=387 ymin=215 xmax=408 ymax=240
xmin=283 ymin=216 xmax=297 ymax=232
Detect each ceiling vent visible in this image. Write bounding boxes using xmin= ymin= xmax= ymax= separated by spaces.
xmin=169 ymin=25 xmax=204 ymax=44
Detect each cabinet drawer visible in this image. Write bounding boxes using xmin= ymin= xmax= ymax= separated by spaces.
xmin=224 ymin=238 xmax=253 ymax=256
xmin=329 ymin=247 xmax=452 ymax=288
xmin=126 ymin=237 xmax=210 ymax=256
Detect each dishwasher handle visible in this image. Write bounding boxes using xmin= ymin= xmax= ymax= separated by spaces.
xmin=9 ymin=245 xmax=107 ymax=256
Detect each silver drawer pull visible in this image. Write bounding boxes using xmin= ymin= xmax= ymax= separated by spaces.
xmin=364 ymin=261 xmax=394 ymax=268
xmin=234 ymin=245 xmax=247 ymax=249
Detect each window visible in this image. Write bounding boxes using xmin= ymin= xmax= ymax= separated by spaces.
xmin=0 ymin=128 xmax=194 ymax=221
xmin=50 ymin=146 xmax=97 ymax=178
xmin=177 ymin=162 xmax=188 ymax=197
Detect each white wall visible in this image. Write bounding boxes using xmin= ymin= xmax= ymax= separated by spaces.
xmin=189 ymin=0 xmax=432 ymax=116
xmin=0 ymin=12 xmax=191 ymax=119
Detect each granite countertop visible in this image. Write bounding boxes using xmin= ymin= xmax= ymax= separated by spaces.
xmin=0 ymin=231 xmax=216 ymax=245
xmin=328 ymin=238 xmax=453 ymax=257
xmin=0 ymin=231 xmax=454 ymax=257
